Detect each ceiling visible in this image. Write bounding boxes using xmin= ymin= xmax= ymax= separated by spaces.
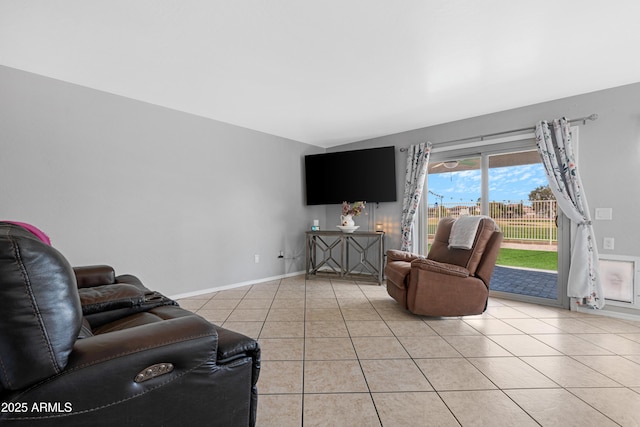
xmin=2 ymin=1 xmax=640 ymax=148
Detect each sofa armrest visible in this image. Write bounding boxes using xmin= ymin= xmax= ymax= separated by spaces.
xmin=386 ymin=249 xmax=421 ymax=263
xmin=213 ymin=323 xmax=261 ymax=412
xmin=411 ymin=258 xmax=470 ymax=278
xmin=73 ymin=265 xmax=116 ymax=288
xmin=78 ymin=283 xmax=148 ymax=313
xmin=70 ymin=315 xmax=217 ymax=367
xmin=115 ymin=273 xmax=146 ymax=288
xmin=214 ymin=325 xmax=260 ymax=363
xmin=2 ymin=316 xmax=219 ymax=419
xmin=78 ymin=283 xmax=178 ymax=329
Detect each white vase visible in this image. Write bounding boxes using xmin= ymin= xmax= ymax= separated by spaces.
xmin=340 ymin=214 xmax=355 ymax=227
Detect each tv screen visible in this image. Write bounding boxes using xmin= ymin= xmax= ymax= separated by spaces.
xmin=305 ymin=146 xmax=397 ymax=205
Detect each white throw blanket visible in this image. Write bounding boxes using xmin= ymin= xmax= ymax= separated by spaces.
xmin=448 ymin=216 xmax=485 ymax=250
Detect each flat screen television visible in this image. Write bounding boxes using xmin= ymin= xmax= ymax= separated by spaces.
xmin=304 ymin=146 xmax=397 ymax=205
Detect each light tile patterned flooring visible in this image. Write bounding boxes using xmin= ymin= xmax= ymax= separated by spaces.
xmin=176 ymin=276 xmax=640 ymax=427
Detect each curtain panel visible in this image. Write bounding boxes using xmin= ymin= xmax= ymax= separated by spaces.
xmin=400 ymin=142 xmax=432 ymax=252
xmin=535 ymin=118 xmax=603 ymax=309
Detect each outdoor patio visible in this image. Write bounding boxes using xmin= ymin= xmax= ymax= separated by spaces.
xmin=491 ymin=265 xmax=558 ymax=300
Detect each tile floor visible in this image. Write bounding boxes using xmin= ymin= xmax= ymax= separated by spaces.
xmin=176 ymin=276 xmax=640 ymax=427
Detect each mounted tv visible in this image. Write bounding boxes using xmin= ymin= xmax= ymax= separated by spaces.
xmin=305 ymin=146 xmax=397 ymax=205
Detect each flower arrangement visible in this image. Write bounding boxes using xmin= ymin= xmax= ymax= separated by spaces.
xmin=342 ymin=201 xmax=366 ymax=216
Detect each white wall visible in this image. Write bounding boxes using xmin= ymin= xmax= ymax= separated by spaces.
xmin=0 ymin=65 xmax=326 ymax=296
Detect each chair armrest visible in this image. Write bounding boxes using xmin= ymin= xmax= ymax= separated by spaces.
xmin=386 ymin=249 xmax=421 ymax=263
xmin=411 ymin=258 xmax=470 ymax=278
xmin=73 ymin=265 xmax=116 ymax=288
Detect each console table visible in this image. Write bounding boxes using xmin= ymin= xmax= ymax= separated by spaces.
xmin=305 ymin=230 xmax=385 ymax=284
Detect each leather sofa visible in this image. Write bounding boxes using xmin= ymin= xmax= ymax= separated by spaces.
xmin=0 ymin=222 xmax=260 ymax=426
xmin=385 ymin=216 xmax=503 ymax=316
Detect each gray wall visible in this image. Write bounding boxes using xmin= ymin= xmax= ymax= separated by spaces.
xmin=331 ymin=82 xmax=640 ymax=261
xmin=0 ymin=65 xmax=325 ymax=296
xmin=3 ymin=62 xmax=640 ymax=302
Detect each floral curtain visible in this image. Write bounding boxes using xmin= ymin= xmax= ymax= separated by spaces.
xmin=400 ymin=142 xmax=432 ymax=252
xmin=535 ymin=118 xmax=603 ymax=309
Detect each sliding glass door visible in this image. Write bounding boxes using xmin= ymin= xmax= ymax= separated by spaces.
xmin=422 ymin=137 xmax=569 ymax=308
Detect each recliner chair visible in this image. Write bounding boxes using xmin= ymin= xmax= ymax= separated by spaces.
xmin=0 ymin=222 xmax=260 ymax=426
xmin=385 ymin=216 xmax=503 ymax=316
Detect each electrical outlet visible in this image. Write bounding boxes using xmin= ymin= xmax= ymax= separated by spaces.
xmin=603 ymin=237 xmax=614 ymax=250
xmin=254 ymin=254 xmax=260 ymax=263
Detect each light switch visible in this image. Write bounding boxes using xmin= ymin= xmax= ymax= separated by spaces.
xmin=595 ymin=208 xmax=613 ymax=220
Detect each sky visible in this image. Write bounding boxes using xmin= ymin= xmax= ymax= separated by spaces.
xmin=426 ymin=163 xmax=549 ymax=206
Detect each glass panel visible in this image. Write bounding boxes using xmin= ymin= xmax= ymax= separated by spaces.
xmin=427 ymin=157 xmax=481 ymax=237
xmin=487 ymin=151 xmax=559 ymax=300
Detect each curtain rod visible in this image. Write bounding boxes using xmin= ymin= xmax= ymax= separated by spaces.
xmin=399 ymin=114 xmax=598 ymax=152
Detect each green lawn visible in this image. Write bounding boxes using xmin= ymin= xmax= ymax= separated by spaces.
xmin=496 ymin=248 xmax=557 ymax=271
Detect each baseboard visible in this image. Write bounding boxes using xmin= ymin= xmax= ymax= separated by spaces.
xmin=575 ymin=304 xmax=640 ymax=322
xmin=169 ymin=270 xmax=305 ymax=300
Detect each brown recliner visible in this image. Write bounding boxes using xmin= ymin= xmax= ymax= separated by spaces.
xmin=0 ymin=222 xmax=260 ymax=426
xmin=385 ymin=217 xmax=503 ymax=316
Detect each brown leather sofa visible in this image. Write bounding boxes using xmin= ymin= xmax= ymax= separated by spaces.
xmin=385 ymin=217 xmax=503 ymax=316
xmin=0 ymin=222 xmax=260 ymax=426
